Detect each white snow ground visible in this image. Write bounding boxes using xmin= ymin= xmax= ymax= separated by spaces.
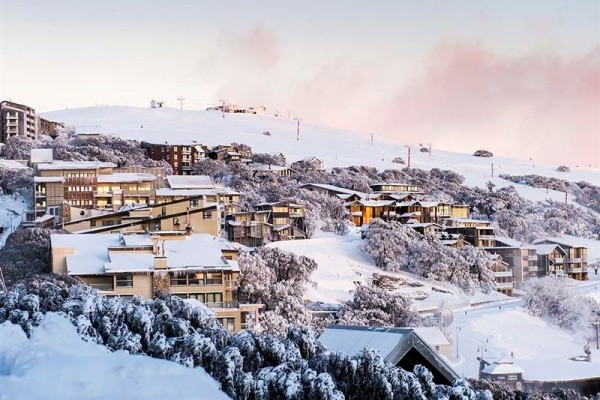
xmin=268 ymin=230 xmax=507 ymax=311
xmin=0 ymin=313 xmax=229 ymax=400
xmin=42 ymin=106 xmax=599 ymax=201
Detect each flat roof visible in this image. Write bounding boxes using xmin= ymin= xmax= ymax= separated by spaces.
xmin=37 ymin=160 xmax=116 ymax=170
xmin=166 ymin=175 xmax=214 ymax=189
xmin=0 ymin=159 xmax=30 ymax=170
xmin=97 ymin=173 xmax=156 ymax=183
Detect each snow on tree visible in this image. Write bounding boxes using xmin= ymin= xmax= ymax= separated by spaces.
xmin=237 ymin=248 xmax=317 ymax=336
xmin=524 ymin=276 xmax=600 ymax=331
xmin=338 ymin=283 xmax=422 ymax=328
xmin=363 ymin=219 xmax=495 ymax=293
xmin=0 ymin=167 xmax=33 ymax=200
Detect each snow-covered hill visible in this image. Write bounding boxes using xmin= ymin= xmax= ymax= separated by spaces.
xmin=42 ymin=106 xmax=599 ymax=204
xmin=0 ymin=313 xmax=229 ymax=400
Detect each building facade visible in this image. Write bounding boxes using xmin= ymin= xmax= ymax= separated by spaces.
xmin=142 ymin=141 xmax=205 ymax=175
xmin=51 ymin=231 xmax=262 ymax=332
xmin=1 ymin=100 xmax=37 ymax=143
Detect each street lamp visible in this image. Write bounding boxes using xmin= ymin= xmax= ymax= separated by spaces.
xmin=455 ymin=325 xmax=461 ymax=360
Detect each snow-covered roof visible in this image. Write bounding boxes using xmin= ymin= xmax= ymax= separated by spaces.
xmin=30 ymin=148 xmax=53 ymax=163
xmin=34 ymin=176 xmax=64 ymax=183
xmin=532 ymin=237 xmax=587 ymax=249
xmin=406 ymin=223 xmax=442 ymax=229
xmin=156 ymin=188 xmax=213 ymax=197
xmin=533 ymin=243 xmax=565 ymax=256
xmin=481 ymin=360 xmax=525 ymax=375
xmin=413 ymin=327 xmax=450 ymax=346
xmin=104 ymin=253 xmax=155 ymax=273
xmin=0 ymin=159 xmax=29 ymax=170
xmin=301 ymin=183 xmax=369 ymax=198
xmin=37 ymin=160 xmax=116 ymax=170
xmin=51 ymin=234 xmax=121 ymax=275
xmin=97 ymin=173 xmax=156 ymax=183
xmin=166 ymin=175 xmax=214 ymax=189
xmin=495 ymin=236 xmax=534 ymax=249
xmin=358 ymin=200 xmax=395 ymax=207
xmin=319 ymin=326 xmax=408 ymax=358
xmin=122 ymin=234 xmax=153 ymax=246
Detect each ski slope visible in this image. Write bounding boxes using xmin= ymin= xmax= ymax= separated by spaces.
xmin=42 ymin=106 xmax=600 ymax=204
xmin=0 ymin=313 xmax=229 ymax=400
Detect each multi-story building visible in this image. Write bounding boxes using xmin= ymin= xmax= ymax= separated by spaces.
xmin=489 ymin=254 xmax=514 ymax=296
xmin=445 ymin=219 xmax=495 ymax=247
xmin=533 ymin=238 xmax=588 ymax=281
xmin=156 ymin=175 xmax=241 ymax=219
xmin=33 ymin=159 xmax=160 ymax=218
xmin=50 ymin=231 xmax=262 ymax=332
xmin=1 ymin=100 xmax=37 ymax=143
xmin=369 ymin=182 xmax=422 ymax=193
xmin=61 ymin=195 xmax=220 ymax=237
xmin=142 ymin=141 xmax=205 ymax=175
xmin=36 ymin=117 xmax=65 ymax=138
xmin=226 ymin=199 xmax=307 ymax=245
xmin=484 ymin=237 xmax=538 ymax=290
xmin=207 ymin=144 xmax=252 ymax=163
xmin=533 ymin=243 xmax=568 ymax=277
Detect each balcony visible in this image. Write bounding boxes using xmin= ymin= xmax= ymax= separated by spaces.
xmin=552 ymin=257 xmax=564 ymax=264
xmin=224 ymin=281 xmax=239 ymax=290
xmin=90 ymin=283 xmax=115 ymax=292
xmin=478 ymin=235 xmax=496 ymax=240
xmin=289 ymin=211 xmax=304 ymax=218
xmin=528 ymin=266 xmax=538 ymax=273
xmin=495 ymin=282 xmax=514 ymax=289
xmin=570 ymin=258 xmax=582 ymax=263
xmin=568 ymin=267 xmax=583 ymax=274
xmin=528 ymin=255 xmax=538 ymax=261
xmin=494 ymin=271 xmax=513 ymax=278
xmin=205 ymin=301 xmax=239 ymax=309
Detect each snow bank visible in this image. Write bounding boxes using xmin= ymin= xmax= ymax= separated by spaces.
xmin=0 ymin=313 xmax=229 ymax=400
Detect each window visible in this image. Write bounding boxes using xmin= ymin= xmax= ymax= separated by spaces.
xmin=219 ymin=318 xmax=235 ymax=332
xmin=173 ymin=217 xmax=180 ymax=226
xmin=161 ymin=207 xmax=167 ymax=216
xmin=188 ymin=293 xmax=205 ymax=302
xmin=206 ymin=272 xmax=222 ymax=285
xmin=191 ymin=199 xmax=199 ymax=207
xmin=116 ymin=274 xmax=133 ymax=288
xmin=203 ymin=211 xmax=212 ymax=220
xmin=188 ymin=272 xmax=205 ymax=286
xmin=206 ymin=293 xmax=223 ymax=304
xmin=102 ymin=220 xmax=114 ymax=226
xmin=170 ymin=274 xmax=187 ymax=286
xmin=90 ymin=220 xmax=96 ymax=227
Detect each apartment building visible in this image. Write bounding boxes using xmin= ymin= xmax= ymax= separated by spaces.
xmin=489 ymin=254 xmax=514 ymax=296
xmin=61 ymin=195 xmax=220 ymax=237
xmin=484 ymin=237 xmax=538 ymax=290
xmin=1 ymin=100 xmax=37 ymax=143
xmin=444 ymin=219 xmax=495 ymax=247
xmin=33 ymin=158 xmax=160 ymax=218
xmin=156 ymin=175 xmax=241 ymax=218
xmin=369 ymin=182 xmax=422 ymax=193
xmin=226 ymin=199 xmax=307 ymax=245
xmin=50 ymin=231 xmax=262 ymax=332
xmin=37 ymin=117 xmax=65 ymax=138
xmin=533 ymin=238 xmax=588 ymax=281
xmin=207 ymin=144 xmax=252 ymax=163
xmin=142 ymin=141 xmax=205 ymax=175
xmin=533 ymin=244 xmax=568 ymax=277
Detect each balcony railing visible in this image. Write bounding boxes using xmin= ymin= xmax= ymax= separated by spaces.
xmin=478 ymin=235 xmax=496 ymax=240
xmin=90 ymin=283 xmax=115 ymax=291
xmin=568 ymin=267 xmax=583 ymax=274
xmin=528 ymin=266 xmax=538 ymax=272
xmin=205 ymin=301 xmax=239 ymax=309
xmin=552 ymin=257 xmax=564 ymax=264
xmin=528 ymin=255 xmax=538 ymax=261
xmin=495 ymin=282 xmax=514 ymax=289
xmin=224 ymin=281 xmax=238 ymax=290
xmin=493 ymin=271 xmax=513 ymax=278
xmin=570 ymin=258 xmax=582 ymax=263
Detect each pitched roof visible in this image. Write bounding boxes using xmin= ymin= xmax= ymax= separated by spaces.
xmin=533 ymin=243 xmax=566 ymax=256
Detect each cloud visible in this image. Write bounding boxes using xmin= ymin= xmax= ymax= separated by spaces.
xmin=380 ymin=43 xmax=600 ymax=165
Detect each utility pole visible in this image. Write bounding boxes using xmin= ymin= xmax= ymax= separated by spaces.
xmin=491 ymin=163 xmax=494 ymax=178
xmin=406 ymin=145 xmax=411 ymax=169
xmin=428 ymin=143 xmax=432 ymax=157
xmin=177 ymin=97 xmax=185 ymax=110
xmin=371 ymin=133 xmax=374 ymax=145
xmin=296 ymin=118 xmax=301 ymax=141
xmin=455 ymin=325 xmax=461 ymax=360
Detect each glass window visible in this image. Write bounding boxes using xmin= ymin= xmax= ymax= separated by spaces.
xmin=188 ymin=272 xmax=205 ymax=286
xmin=206 ymin=293 xmax=223 ymax=303
xmin=170 ymin=274 xmax=187 ymax=286
xmin=188 ymin=293 xmax=205 ymax=302
xmin=206 ymin=272 xmax=222 ymax=285
xmin=116 ymin=274 xmax=133 ymax=288
xmin=203 ymin=211 xmax=212 ymax=220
